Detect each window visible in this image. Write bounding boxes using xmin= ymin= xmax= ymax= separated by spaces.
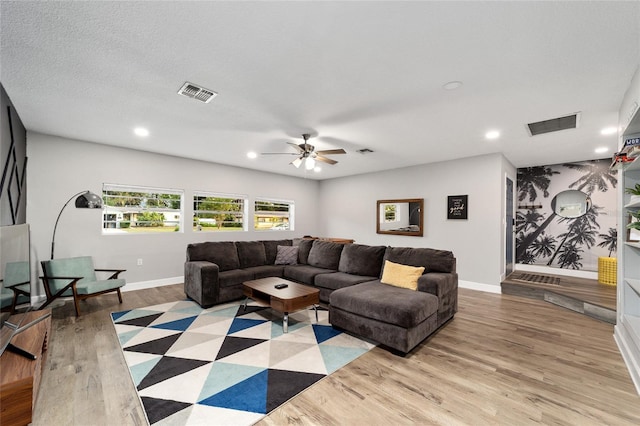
xmin=384 ymin=204 xmax=398 ymax=222
xmin=102 ymin=184 xmax=183 ymax=234
xmin=193 ymin=192 xmax=246 ymax=232
xmin=254 ymin=198 xmax=294 ymax=231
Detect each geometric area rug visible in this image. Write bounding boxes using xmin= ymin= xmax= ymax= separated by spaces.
xmin=111 ymin=299 xmax=376 ymax=425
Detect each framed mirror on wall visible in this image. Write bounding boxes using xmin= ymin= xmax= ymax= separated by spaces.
xmin=376 ymin=198 xmax=424 ymax=236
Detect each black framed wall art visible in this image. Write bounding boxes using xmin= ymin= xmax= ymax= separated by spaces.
xmin=447 ymin=195 xmax=468 ymax=220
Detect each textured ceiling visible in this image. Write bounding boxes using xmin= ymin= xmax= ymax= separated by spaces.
xmin=1 ymin=1 xmax=639 ymax=180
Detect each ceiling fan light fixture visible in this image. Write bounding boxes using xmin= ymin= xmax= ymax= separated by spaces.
xmin=291 ymin=157 xmax=303 ymax=168
xmin=305 ymin=157 xmax=316 ymax=170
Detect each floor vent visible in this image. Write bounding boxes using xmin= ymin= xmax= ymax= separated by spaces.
xmin=178 ymin=82 xmax=218 ymax=103
xmin=512 ymin=273 xmax=560 ymax=286
xmin=527 ymin=113 xmax=580 ymax=136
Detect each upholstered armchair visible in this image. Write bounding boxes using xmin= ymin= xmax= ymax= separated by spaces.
xmin=40 ymin=256 xmax=126 ymax=316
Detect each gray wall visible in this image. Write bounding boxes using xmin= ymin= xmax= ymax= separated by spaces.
xmin=317 ymin=153 xmax=516 ymax=290
xmin=27 ymin=132 xmax=320 ymax=295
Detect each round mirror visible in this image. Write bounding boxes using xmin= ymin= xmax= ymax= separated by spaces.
xmin=551 ymin=190 xmax=592 ymax=218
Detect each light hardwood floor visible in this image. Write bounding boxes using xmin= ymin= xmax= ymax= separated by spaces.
xmin=32 ymin=285 xmax=640 ymax=425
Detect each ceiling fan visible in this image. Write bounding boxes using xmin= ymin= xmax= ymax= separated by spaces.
xmin=262 ymin=134 xmax=346 ymax=169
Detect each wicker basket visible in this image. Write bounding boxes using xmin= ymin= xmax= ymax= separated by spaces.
xmin=598 ymin=257 xmax=617 ymax=286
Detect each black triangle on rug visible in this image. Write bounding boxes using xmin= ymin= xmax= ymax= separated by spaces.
xmin=112 ymin=299 xmax=375 ymax=425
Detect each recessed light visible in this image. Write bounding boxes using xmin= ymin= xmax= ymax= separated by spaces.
xmin=443 ymin=81 xmax=463 ymax=90
xmin=247 ymin=152 xmax=257 ymax=159
xmin=485 ymin=130 xmax=500 ymax=140
xmin=595 ymin=147 xmax=609 ymax=154
xmin=600 ymin=127 xmax=618 ymax=135
xmin=134 ymin=127 xmax=149 ymax=137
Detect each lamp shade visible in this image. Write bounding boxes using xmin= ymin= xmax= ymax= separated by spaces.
xmin=75 ymin=191 xmax=103 ymax=208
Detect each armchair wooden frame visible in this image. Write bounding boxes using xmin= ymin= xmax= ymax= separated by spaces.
xmin=40 ymin=263 xmax=125 ymax=316
xmin=0 ymin=279 xmax=30 ymax=314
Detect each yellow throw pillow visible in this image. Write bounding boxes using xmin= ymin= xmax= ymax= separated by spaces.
xmin=380 ymin=260 xmax=425 ymax=291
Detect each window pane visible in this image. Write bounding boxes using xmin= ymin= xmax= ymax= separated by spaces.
xmin=193 ymin=192 xmax=246 ymax=232
xmin=254 ymin=199 xmax=293 ymax=231
xmin=102 ymin=184 xmax=183 ymax=234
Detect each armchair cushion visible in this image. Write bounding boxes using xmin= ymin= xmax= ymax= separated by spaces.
xmin=44 ymin=256 xmax=98 ymax=296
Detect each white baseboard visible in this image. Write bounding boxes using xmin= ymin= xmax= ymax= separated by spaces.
xmin=122 ymin=276 xmax=184 ymax=292
xmin=459 ymin=280 xmax=501 ymax=294
xmin=515 ymin=264 xmax=598 ymax=280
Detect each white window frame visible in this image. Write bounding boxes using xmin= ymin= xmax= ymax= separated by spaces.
xmin=193 ymin=191 xmax=248 ymax=232
xmin=254 ymin=198 xmax=294 ymax=231
xmin=102 ymin=183 xmax=184 ymax=234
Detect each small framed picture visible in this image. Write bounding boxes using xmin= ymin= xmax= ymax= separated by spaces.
xmin=627 ymin=214 xmax=640 ymax=242
xmin=447 ymin=195 xmax=468 ymax=220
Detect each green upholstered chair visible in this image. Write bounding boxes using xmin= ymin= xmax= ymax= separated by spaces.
xmin=1 ymin=261 xmax=31 ymax=313
xmin=40 ymin=256 xmax=126 ymax=316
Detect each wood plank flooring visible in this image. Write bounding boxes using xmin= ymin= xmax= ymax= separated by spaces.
xmin=31 ymin=284 xmax=640 ymax=425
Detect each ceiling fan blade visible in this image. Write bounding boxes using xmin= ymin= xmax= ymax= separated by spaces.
xmin=287 ymin=142 xmax=305 ymax=154
xmin=291 ymin=157 xmax=303 ymax=168
xmin=315 ymin=155 xmax=338 ymax=165
xmin=316 ymin=148 xmax=346 ymax=155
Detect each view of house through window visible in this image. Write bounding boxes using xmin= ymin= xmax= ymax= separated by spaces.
xmin=254 ymin=199 xmax=293 ymax=231
xmin=384 ymin=204 xmax=398 ymax=222
xmin=102 ymin=184 xmax=183 ymax=233
xmin=193 ymin=192 xmax=246 ymax=232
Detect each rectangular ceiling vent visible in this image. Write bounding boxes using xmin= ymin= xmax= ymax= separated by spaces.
xmin=527 ymin=112 xmax=581 ymax=136
xmin=178 ymin=82 xmax=218 ymax=103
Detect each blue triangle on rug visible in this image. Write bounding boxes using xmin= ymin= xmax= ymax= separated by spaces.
xmin=312 ymin=323 xmax=343 ymax=344
xmin=112 ymin=300 xmax=375 ymax=425
xmin=151 ymin=315 xmax=198 ymax=331
xmin=228 ymin=317 xmax=267 ymax=334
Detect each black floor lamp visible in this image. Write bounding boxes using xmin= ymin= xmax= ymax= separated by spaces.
xmin=50 ymin=190 xmax=103 ymax=259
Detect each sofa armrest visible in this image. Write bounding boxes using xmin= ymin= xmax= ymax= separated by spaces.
xmin=184 ymin=261 xmax=220 ymax=308
xmin=417 ymin=272 xmax=458 ymax=324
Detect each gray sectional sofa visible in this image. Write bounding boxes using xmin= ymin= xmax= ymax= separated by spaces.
xmin=184 ymin=238 xmax=458 ymax=353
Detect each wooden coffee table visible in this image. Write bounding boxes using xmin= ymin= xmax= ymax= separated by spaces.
xmin=242 ymin=277 xmax=320 ymax=333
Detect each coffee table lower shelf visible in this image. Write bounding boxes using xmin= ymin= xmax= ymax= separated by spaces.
xmin=242 ymin=278 xmax=320 ymax=333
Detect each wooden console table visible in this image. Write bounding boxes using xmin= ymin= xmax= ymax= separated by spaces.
xmin=0 ymin=309 xmax=52 ymax=426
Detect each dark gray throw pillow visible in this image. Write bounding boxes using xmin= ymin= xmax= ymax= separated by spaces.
xmin=275 ymin=245 xmax=299 ymax=265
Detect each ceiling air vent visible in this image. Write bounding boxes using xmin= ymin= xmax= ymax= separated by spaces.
xmin=357 ymin=148 xmax=374 ymax=154
xmin=527 ymin=113 xmax=580 ymax=136
xmin=178 ymin=82 xmax=218 ymax=103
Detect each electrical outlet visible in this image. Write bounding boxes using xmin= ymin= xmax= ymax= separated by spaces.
xmin=137 ymin=258 xmax=143 ymax=266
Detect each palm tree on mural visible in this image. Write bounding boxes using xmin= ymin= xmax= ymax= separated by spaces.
xmin=598 ymin=227 xmax=618 ymax=257
xmin=516 ymin=211 xmax=557 ymax=262
xmin=558 ymin=243 xmax=584 ymax=269
xmin=563 ymin=162 xmax=617 ymax=194
xmin=546 ymin=205 xmax=602 ymax=267
xmin=515 ymin=210 xmax=544 ymax=234
xmin=529 ymin=233 xmax=557 ymax=261
xmin=517 ymin=166 xmax=559 ymax=202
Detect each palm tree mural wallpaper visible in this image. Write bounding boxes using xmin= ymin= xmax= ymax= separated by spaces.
xmin=516 ymin=159 xmax=617 ymax=271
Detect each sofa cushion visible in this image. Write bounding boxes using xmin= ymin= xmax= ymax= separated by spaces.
xmin=307 ymin=240 xmax=344 ymax=270
xmin=338 ymin=243 xmax=386 ymax=277
xmin=262 ymin=239 xmax=292 ymax=264
xmin=330 ymin=281 xmax=438 ymax=328
xmin=244 ymin=265 xmax=285 ymax=279
xmin=293 ymin=239 xmax=313 ymax=265
xmin=380 ymin=260 xmax=424 ymax=290
xmin=218 ymin=269 xmax=254 ymax=288
xmin=275 ymin=245 xmax=298 ymax=265
xmin=383 ymin=246 xmax=455 ymax=273
xmin=186 ymin=241 xmax=240 ymax=272
xmin=314 ymin=272 xmax=378 ymax=291
xmin=283 ymin=264 xmax=335 ymax=284
xmin=236 ymin=241 xmax=267 ymax=268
